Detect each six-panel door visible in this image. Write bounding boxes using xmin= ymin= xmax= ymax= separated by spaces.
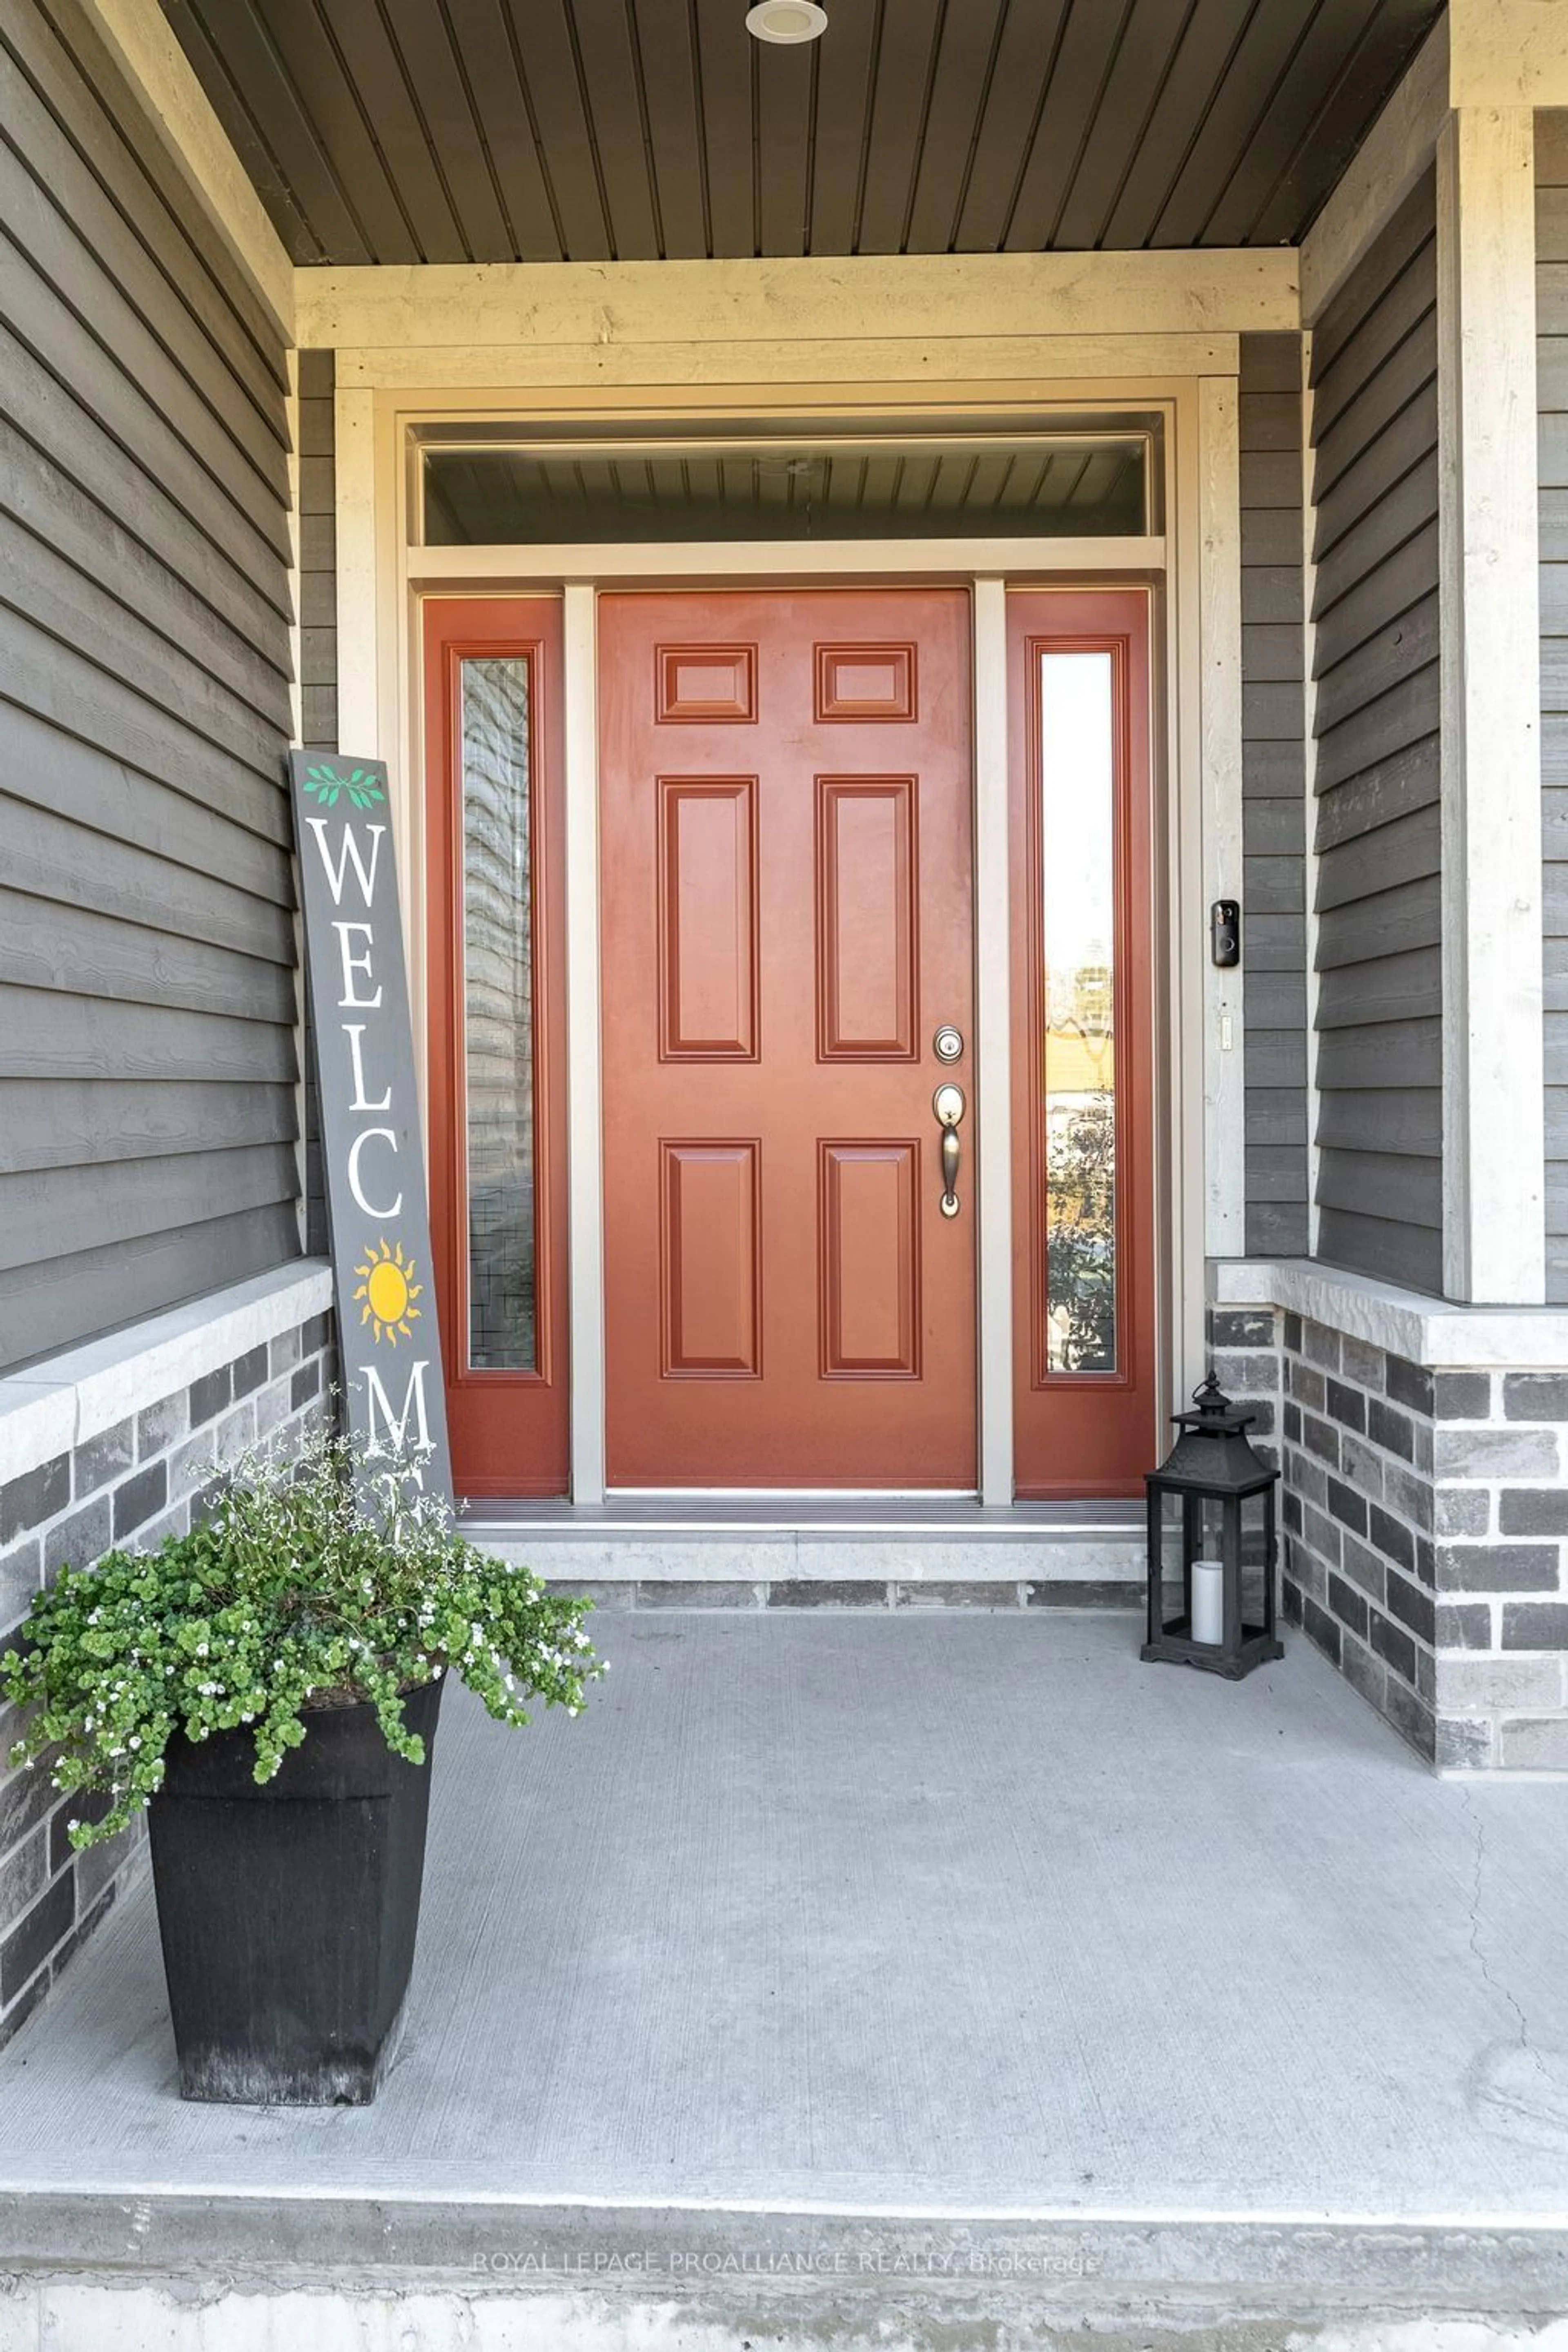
xmin=599 ymin=589 xmax=976 ymax=1488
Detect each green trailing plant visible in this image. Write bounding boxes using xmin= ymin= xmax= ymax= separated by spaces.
xmin=0 ymin=1431 xmax=604 ymax=1849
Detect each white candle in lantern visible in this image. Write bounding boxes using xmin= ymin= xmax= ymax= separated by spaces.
xmin=1191 ymin=1558 xmax=1225 ymax=1646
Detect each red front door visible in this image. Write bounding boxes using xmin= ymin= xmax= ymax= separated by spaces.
xmin=599 ymin=588 xmax=976 ymax=1488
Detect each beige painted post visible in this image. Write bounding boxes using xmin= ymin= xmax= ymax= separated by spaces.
xmin=563 ymin=585 xmax=607 ymax=1505
xmin=972 ymin=579 xmax=1014 ymax=1506
xmin=1198 ymin=375 xmax=1246 ymax=1264
xmin=1437 ymin=105 xmax=1546 ymax=1303
xmin=1299 ymin=339 xmax=1326 ymax=1260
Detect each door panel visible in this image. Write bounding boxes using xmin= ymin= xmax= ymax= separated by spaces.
xmin=660 ymin=1141 xmax=762 ymax=1375
xmin=423 ymin=597 xmax=568 ymax=1497
xmin=819 ymin=1143 xmax=921 ymax=1376
xmin=657 ymin=778 xmax=759 ymax=1058
xmin=601 ymin=588 xmax=974 ymax=1488
xmin=1009 ymin=588 xmax=1157 ymax=1498
xmin=816 ymin=777 xmax=918 ymax=1057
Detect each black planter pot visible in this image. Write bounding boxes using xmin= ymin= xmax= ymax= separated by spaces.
xmin=149 ymin=1675 xmax=443 ymax=2105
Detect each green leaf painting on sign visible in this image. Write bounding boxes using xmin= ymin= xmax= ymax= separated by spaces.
xmin=302 ymin=762 xmax=388 ymax=811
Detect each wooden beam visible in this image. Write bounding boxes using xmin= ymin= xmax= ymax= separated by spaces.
xmin=1437 ymin=106 xmax=1546 ymax=1303
xmin=297 ymin=254 xmax=1298 ymax=353
xmin=408 ymin=537 xmax=1166 ymax=583
xmin=1300 ymin=16 xmax=1449 ymax=325
xmin=335 ymin=336 xmax=1241 ymax=393
xmin=1305 ymin=0 xmax=1568 ymax=327
xmin=80 ymin=0 xmax=294 ymax=341
xmin=1449 ymin=0 xmax=1568 ymax=107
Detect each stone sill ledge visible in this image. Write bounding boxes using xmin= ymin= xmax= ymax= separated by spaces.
xmin=0 ymin=1263 xmax=334 ymax=1489
xmin=1211 ymin=1257 xmax=1568 ymax=1370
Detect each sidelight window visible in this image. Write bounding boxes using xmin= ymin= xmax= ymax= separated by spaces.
xmin=1039 ymin=648 xmax=1119 ymax=1376
xmin=458 ymin=655 xmax=537 ymax=1372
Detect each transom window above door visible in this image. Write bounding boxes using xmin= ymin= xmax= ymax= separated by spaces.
xmin=417 ymin=425 xmax=1158 ymax=546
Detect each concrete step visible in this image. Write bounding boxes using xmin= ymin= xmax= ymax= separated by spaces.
xmin=4 ymin=2195 xmax=1566 ymax=2349
xmin=461 ymin=1497 xmax=1146 ymax=1607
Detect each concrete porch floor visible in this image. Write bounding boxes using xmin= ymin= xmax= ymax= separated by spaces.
xmin=2 ymin=1607 xmax=1568 ymax=2337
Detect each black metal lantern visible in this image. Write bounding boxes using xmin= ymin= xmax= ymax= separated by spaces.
xmin=1143 ymin=1374 xmax=1283 ymax=1679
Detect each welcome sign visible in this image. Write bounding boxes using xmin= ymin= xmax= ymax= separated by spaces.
xmin=287 ymin=753 xmax=453 ymax=1507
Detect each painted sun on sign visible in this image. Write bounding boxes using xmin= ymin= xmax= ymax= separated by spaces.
xmin=354 ymin=1238 xmax=423 ymax=1345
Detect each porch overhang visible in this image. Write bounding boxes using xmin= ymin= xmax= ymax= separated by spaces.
xmin=152 ymin=0 xmax=1448 ymax=276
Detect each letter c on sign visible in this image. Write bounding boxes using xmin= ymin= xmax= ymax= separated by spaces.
xmin=347 ymin=1127 xmax=404 ymax=1219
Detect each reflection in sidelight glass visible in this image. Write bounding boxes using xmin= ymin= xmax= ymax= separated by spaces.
xmin=460 ymin=657 xmax=536 ymax=1371
xmin=1040 ymin=650 xmax=1117 ymax=1374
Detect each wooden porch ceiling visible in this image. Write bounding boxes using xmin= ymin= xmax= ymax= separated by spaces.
xmin=158 ymin=0 xmax=1444 ymax=270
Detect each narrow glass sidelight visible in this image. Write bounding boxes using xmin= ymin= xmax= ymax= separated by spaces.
xmin=459 ymin=656 xmax=537 ymax=1371
xmin=1039 ymin=649 xmax=1118 ymax=1375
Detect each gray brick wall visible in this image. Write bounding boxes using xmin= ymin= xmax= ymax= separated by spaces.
xmin=0 ymin=1312 xmax=334 ymax=2050
xmin=1210 ymin=1292 xmax=1568 ymax=1770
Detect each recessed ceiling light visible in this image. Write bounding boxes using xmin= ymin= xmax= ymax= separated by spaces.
xmin=746 ymin=1 xmax=828 ymax=43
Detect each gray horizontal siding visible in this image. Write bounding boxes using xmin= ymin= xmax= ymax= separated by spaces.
xmin=1239 ymin=331 xmax=1308 ymax=1254
xmin=296 ymin=349 xmax=335 ymax=1258
xmin=297 ymin=349 xmax=337 ymax=755
xmin=1538 ymin=112 xmax=1568 ymax=1302
xmin=0 ymin=0 xmax=301 ymax=1371
xmin=1308 ymin=169 xmax=1443 ymax=1297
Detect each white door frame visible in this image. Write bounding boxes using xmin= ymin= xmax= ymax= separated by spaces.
xmin=339 ymin=380 xmax=1241 ymax=1501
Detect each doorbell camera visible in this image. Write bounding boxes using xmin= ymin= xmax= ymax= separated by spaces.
xmin=1210 ymin=899 xmax=1241 ymax=968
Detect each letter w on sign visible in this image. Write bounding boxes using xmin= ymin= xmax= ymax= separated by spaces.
xmin=288 ymin=752 xmax=453 ymax=1510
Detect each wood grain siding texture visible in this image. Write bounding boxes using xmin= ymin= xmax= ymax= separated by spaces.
xmin=1538 ymin=114 xmax=1568 ymax=1302
xmin=1240 ymin=332 xmax=1309 ymax=1255
xmin=1307 ymin=171 xmax=1443 ymax=1296
xmin=295 ymin=350 xmax=334 ymax=1257
xmin=0 ymin=0 xmax=301 ymax=1372
xmin=296 ymin=350 xmax=336 ymax=752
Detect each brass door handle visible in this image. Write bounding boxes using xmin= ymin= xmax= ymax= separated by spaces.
xmin=933 ymin=1083 xmax=964 ymax=1218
